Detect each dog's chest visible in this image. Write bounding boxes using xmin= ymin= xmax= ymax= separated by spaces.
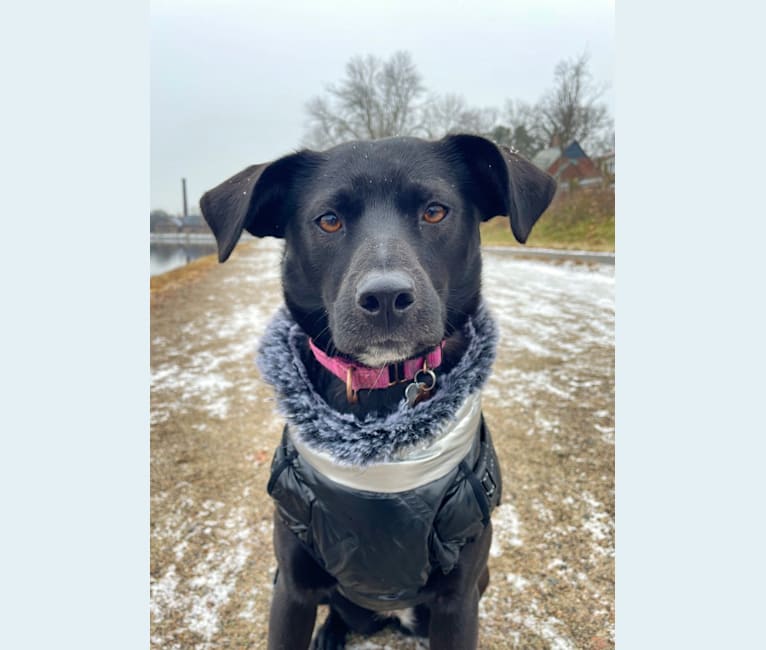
xmin=266 ymin=404 xmax=502 ymax=610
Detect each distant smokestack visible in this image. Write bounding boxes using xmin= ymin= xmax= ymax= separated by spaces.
xmin=181 ymin=178 xmax=188 ymax=218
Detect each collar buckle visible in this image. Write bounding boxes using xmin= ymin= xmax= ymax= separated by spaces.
xmin=345 ymin=367 xmax=358 ymax=404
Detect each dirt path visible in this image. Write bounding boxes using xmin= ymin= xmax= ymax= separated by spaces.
xmin=150 ymin=239 xmax=614 ymax=649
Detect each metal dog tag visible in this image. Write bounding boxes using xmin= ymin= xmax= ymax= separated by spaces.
xmin=405 ymin=367 xmax=437 ymax=407
xmin=405 ymin=381 xmax=431 ymax=407
xmin=405 ymin=382 xmax=426 ymax=407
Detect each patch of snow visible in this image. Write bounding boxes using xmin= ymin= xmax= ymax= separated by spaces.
xmin=150 ymin=564 xmax=179 ymax=624
xmin=150 ymin=487 xmax=259 ymax=649
xmin=530 ymin=498 xmax=554 ymax=523
xmin=532 ymin=412 xmax=560 ymax=436
xmin=237 ymin=586 xmax=261 ymax=623
xmin=184 ymin=506 xmax=253 ymax=643
xmin=174 ymin=539 xmax=189 ymax=562
xmin=594 ymin=422 xmax=615 ymax=444
xmin=490 ymin=503 xmax=523 ymax=557
xmin=506 ymin=610 xmax=576 ymax=650
xmin=506 ymin=572 xmax=530 ymax=591
xmin=581 ymin=492 xmax=614 ymax=558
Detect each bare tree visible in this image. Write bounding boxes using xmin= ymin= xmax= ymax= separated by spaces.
xmin=492 ymin=100 xmax=547 ymax=159
xmin=533 ymin=52 xmax=612 ymax=153
xmin=303 ymin=50 xmax=613 ymax=158
xmin=421 ymin=93 xmax=498 ymax=139
xmin=304 ymin=52 xmax=425 ymax=147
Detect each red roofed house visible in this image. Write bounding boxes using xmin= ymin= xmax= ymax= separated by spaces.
xmin=532 ymin=140 xmax=604 ymax=190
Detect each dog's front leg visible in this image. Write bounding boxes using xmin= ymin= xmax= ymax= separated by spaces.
xmin=428 ymin=523 xmax=492 ymax=649
xmin=428 ymin=586 xmax=480 ymax=650
xmin=267 ymin=570 xmax=318 ymax=650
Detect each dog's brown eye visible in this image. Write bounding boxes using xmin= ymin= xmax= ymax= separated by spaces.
xmin=317 ymin=213 xmax=342 ymax=233
xmin=422 ymin=204 xmax=448 ymax=224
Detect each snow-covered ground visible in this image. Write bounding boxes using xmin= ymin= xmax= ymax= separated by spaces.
xmin=151 ymin=240 xmax=614 ymax=649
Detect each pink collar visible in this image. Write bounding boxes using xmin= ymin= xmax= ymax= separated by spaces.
xmin=308 ymin=339 xmax=444 ymax=395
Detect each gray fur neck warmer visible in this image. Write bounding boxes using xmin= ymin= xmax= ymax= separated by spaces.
xmin=256 ymin=303 xmax=498 ymax=466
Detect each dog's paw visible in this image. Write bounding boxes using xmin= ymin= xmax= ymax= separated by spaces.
xmin=311 ymin=609 xmax=348 ymax=650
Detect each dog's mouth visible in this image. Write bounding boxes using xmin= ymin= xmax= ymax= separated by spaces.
xmin=354 ymin=342 xmax=420 ymax=368
xmin=337 ymin=335 xmax=443 ymax=368
xmin=328 ymin=306 xmax=447 ymax=367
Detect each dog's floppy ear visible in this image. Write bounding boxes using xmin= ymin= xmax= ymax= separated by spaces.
xmin=200 ymin=151 xmax=318 ymax=262
xmin=443 ymin=134 xmax=557 ymax=244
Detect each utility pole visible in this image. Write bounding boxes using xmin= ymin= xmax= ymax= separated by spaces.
xmin=181 ymin=178 xmax=188 ymax=218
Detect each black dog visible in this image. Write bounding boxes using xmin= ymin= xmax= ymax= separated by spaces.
xmin=201 ymin=134 xmax=555 ymax=649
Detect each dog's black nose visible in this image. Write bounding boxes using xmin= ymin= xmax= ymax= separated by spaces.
xmin=356 ymin=272 xmax=416 ymax=320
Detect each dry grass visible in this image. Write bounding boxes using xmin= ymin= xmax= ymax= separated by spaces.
xmin=480 ymin=188 xmax=615 ymax=252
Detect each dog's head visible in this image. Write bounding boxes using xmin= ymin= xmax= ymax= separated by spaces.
xmin=201 ymin=135 xmax=555 ymax=366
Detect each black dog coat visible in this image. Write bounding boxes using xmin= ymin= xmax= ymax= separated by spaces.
xmin=267 ymin=419 xmax=501 ymax=609
xmin=258 ymin=304 xmax=502 ymax=609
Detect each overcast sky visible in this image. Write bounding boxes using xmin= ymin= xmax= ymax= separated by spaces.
xmin=151 ymin=0 xmax=614 ymax=213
